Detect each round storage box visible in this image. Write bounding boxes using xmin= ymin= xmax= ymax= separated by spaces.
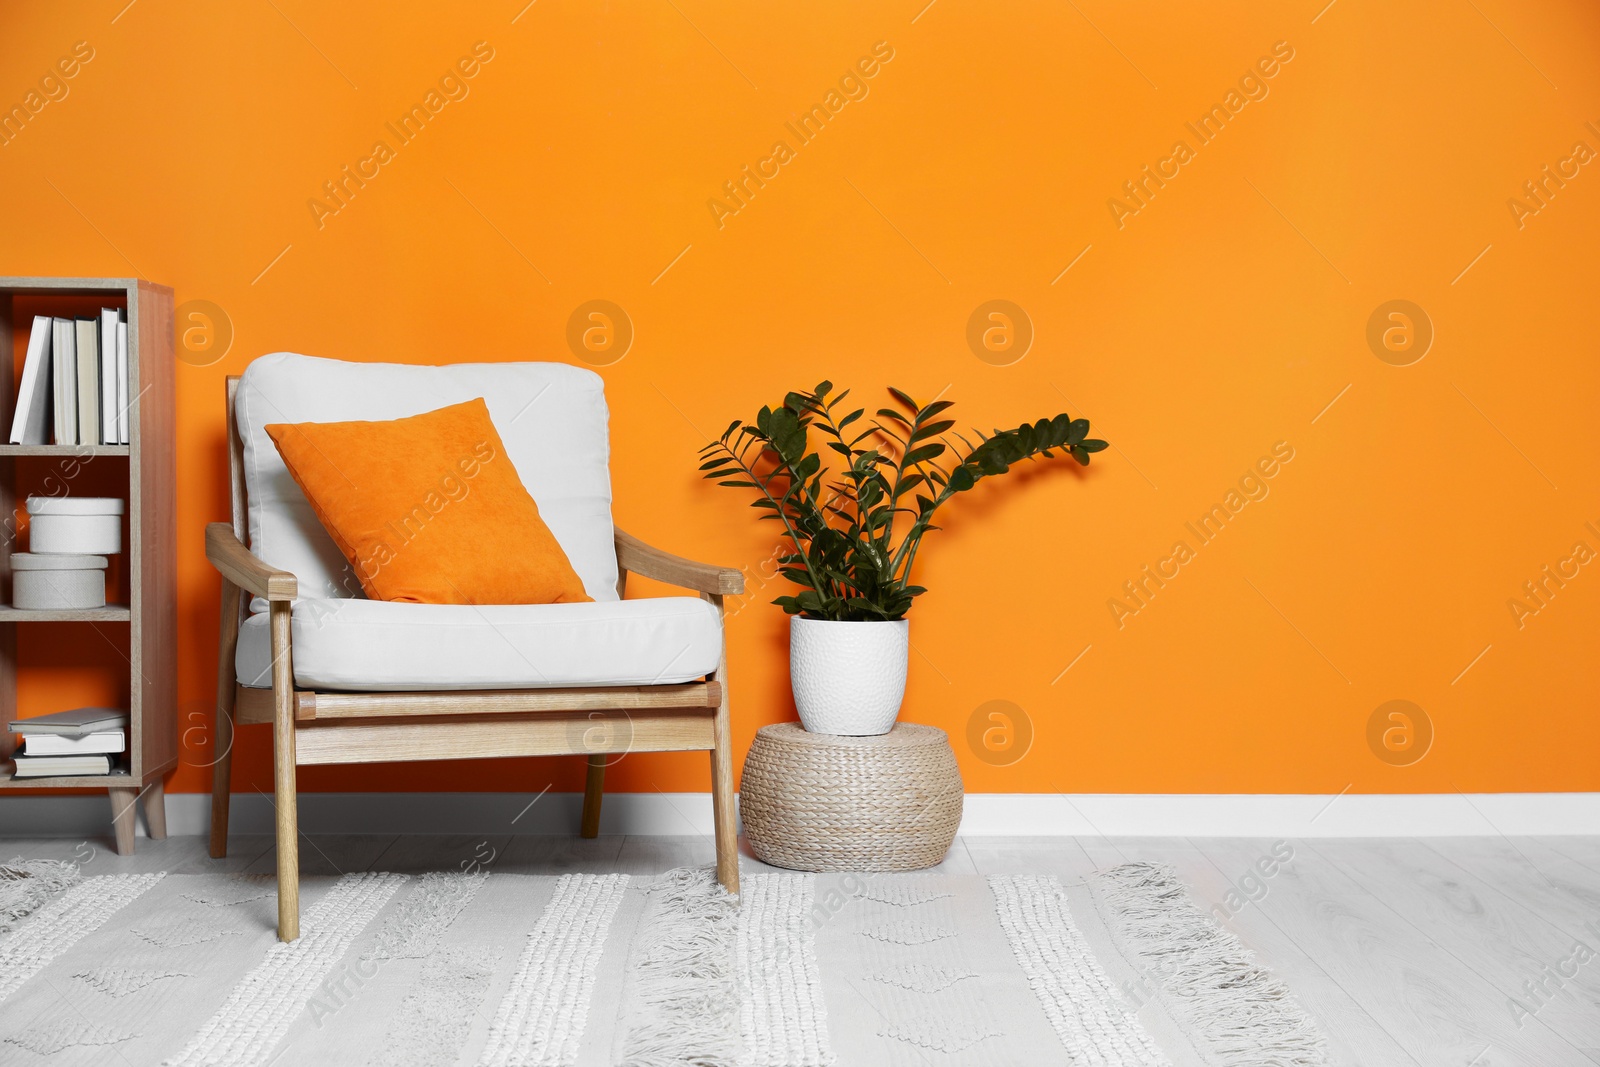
xmin=26 ymin=496 xmax=125 ymax=555
xmin=11 ymin=553 xmax=109 ymax=610
xmin=739 ymin=722 xmax=963 ymax=871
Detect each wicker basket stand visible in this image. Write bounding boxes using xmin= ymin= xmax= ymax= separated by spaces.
xmin=739 ymin=722 xmax=963 ymax=871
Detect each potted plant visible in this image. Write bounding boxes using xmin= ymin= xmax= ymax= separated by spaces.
xmin=701 ymin=382 xmax=1106 ymax=735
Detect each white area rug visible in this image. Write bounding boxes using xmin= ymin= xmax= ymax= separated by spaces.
xmin=0 ymin=860 xmax=1326 ymax=1066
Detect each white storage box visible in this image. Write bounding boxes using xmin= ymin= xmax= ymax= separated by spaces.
xmin=26 ymin=496 xmax=125 ymax=555
xmin=11 ymin=553 xmax=108 ymax=610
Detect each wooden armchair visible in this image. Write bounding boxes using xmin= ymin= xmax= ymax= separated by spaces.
xmin=205 ymin=359 xmax=743 ymax=941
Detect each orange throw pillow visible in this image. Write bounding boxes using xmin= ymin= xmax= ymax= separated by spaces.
xmin=265 ymin=398 xmax=592 ymax=605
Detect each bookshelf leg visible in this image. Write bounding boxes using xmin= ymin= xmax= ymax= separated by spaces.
xmin=144 ymin=778 xmax=167 ymax=840
xmin=109 ymin=786 xmax=138 ymax=855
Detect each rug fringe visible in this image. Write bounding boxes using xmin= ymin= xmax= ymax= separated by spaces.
xmin=618 ymin=866 xmax=741 ymax=1067
xmin=0 ymin=858 xmax=80 ymax=935
xmin=1092 ymin=862 xmax=1330 ymax=1067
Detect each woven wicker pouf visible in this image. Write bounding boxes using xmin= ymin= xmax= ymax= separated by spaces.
xmin=739 ymin=722 xmax=963 ymax=871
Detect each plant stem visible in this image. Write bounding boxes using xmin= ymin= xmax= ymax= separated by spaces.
xmin=711 ymin=438 xmax=831 ymax=607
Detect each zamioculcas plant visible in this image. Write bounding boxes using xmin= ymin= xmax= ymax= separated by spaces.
xmin=699 ymin=383 xmax=1107 ymax=621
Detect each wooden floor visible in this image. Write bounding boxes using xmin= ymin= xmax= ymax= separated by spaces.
xmin=4 ymin=833 xmax=1598 ymax=1065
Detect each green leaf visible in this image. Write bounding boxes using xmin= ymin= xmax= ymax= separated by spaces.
xmin=893 ymin=473 xmax=926 ymax=497
xmin=766 ymin=406 xmax=807 ymax=465
xmin=909 ymin=419 xmax=955 ymax=443
xmin=978 ymin=452 xmax=1008 ymax=475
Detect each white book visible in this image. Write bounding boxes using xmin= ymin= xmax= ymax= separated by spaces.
xmin=99 ymin=308 xmax=119 ymax=445
xmin=21 ymin=730 xmax=125 ymax=756
xmin=9 ymin=315 xmax=52 ymax=445
xmin=116 ymin=318 xmax=129 ymax=444
xmin=74 ymin=317 xmax=98 ymax=447
xmin=52 ymin=317 xmax=76 ymax=445
xmin=8 ymin=706 xmax=128 ymax=736
xmin=9 ymin=753 xmax=112 ymax=777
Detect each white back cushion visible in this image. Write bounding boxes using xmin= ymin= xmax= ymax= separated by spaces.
xmin=235 ymin=353 xmax=619 ymax=604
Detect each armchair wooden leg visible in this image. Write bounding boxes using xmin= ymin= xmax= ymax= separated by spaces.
xmin=702 ymin=593 xmax=740 ymax=898
xmin=709 ymin=686 xmax=739 ymax=897
xmin=710 ymin=716 xmax=738 ymax=897
xmin=208 ymin=718 xmax=234 ymax=857
xmin=270 ymin=600 xmax=300 ymax=942
xmin=210 ymin=580 xmax=241 ymax=858
xmin=580 ymin=755 xmax=605 ymax=838
xmin=144 ymin=779 xmax=167 ymax=840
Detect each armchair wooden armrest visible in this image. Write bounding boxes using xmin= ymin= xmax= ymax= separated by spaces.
xmin=615 ymin=528 xmax=744 ymax=596
xmin=206 ymin=522 xmax=298 ymax=601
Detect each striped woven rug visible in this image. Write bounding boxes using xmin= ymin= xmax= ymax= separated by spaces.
xmin=0 ymin=860 xmax=1326 ymax=1066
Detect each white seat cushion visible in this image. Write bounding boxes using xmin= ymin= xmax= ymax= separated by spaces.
xmin=236 ymin=597 xmax=722 ymax=691
xmin=235 ymin=353 xmax=619 ymax=606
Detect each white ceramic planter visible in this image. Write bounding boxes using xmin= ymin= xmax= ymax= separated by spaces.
xmin=27 ymin=496 xmax=125 ymax=555
xmin=789 ymin=616 xmax=909 ymax=735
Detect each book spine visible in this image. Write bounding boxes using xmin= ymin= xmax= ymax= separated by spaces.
xmin=116 ymin=319 xmax=130 ymax=445
xmin=100 ymin=309 xmax=118 ymax=445
xmin=75 ymin=319 xmax=98 ymax=448
xmin=53 ymin=318 xmax=76 ymax=446
xmin=9 ymin=315 xmax=51 ymax=445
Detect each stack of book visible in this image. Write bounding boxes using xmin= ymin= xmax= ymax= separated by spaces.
xmin=6 ymin=707 xmax=128 ymax=777
xmin=8 ymin=311 xmax=130 ymax=446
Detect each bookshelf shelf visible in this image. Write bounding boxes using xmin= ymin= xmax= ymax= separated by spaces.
xmin=0 ymin=277 xmax=175 ymax=853
xmin=0 ymin=770 xmax=135 ymax=790
xmin=0 ymin=605 xmax=132 ymax=622
xmin=0 ymin=445 xmax=131 ymax=457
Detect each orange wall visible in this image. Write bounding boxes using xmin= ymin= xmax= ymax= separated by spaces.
xmin=4 ymin=1 xmax=1597 ymax=798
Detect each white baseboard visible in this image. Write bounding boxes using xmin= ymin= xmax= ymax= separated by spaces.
xmin=954 ymin=792 xmax=1600 ymax=837
xmin=1 ymin=792 xmax=1596 ymax=840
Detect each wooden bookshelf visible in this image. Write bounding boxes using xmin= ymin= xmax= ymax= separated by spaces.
xmin=0 ymin=277 xmax=176 ymax=853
